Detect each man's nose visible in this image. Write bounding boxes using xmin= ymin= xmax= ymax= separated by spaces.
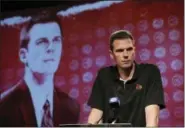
xmin=46 ymin=41 xmax=54 ymax=53
xmin=123 ymin=50 xmax=129 ymax=57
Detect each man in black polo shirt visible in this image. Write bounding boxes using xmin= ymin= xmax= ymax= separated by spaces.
xmin=87 ymin=30 xmax=165 ymax=127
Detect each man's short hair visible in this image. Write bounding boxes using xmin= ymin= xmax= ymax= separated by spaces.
xmin=109 ymin=30 xmax=134 ymax=51
xmin=20 ymin=10 xmax=63 ymax=49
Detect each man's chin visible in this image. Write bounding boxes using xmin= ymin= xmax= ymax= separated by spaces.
xmin=46 ymin=68 xmax=58 ymax=74
xmin=38 ymin=68 xmax=58 ymax=74
xmin=121 ymin=64 xmax=132 ymax=69
xmin=43 ymin=64 xmax=59 ymax=72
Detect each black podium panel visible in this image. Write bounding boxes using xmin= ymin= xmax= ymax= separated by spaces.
xmin=60 ymin=123 xmax=132 ymax=127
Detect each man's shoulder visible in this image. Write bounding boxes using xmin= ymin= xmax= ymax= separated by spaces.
xmin=54 ymin=87 xmax=69 ymax=98
xmin=0 ymin=81 xmax=23 ymax=111
xmin=54 ymin=87 xmax=80 ymax=107
xmin=97 ymin=63 xmax=159 ymax=76
xmin=138 ymin=62 xmax=159 ymax=72
xmin=54 ymin=87 xmax=80 ymax=116
xmin=98 ymin=65 xmax=116 ymax=75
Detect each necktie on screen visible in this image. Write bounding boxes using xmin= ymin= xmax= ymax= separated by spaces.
xmin=41 ymin=99 xmax=54 ymax=127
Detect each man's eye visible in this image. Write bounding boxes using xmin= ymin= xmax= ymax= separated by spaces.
xmin=53 ymin=37 xmax=62 ymax=42
xmin=127 ymin=48 xmax=133 ymax=51
xmin=116 ymin=49 xmax=124 ymax=52
xmin=36 ymin=39 xmax=48 ymax=45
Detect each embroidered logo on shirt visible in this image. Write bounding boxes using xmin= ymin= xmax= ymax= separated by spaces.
xmin=136 ymin=84 xmax=142 ymax=90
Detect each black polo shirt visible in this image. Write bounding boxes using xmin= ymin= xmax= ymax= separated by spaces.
xmin=88 ymin=62 xmax=165 ymax=127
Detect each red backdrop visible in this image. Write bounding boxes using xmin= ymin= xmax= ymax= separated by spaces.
xmin=0 ymin=0 xmax=184 ymax=126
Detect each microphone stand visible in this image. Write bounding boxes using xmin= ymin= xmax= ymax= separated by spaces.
xmin=111 ymin=107 xmax=120 ymax=124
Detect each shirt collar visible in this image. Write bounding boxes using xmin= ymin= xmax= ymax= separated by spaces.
xmin=25 ymin=79 xmax=54 ymax=114
xmin=112 ymin=61 xmax=140 ymax=81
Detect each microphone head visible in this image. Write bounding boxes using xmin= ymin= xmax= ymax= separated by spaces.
xmin=109 ymin=97 xmax=120 ymax=108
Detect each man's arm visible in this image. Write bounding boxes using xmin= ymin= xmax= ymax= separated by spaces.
xmin=87 ymin=69 xmax=105 ymax=124
xmin=145 ymin=104 xmax=160 ymax=127
xmin=145 ymin=65 xmax=166 ymax=127
xmin=88 ymin=108 xmax=103 ymax=124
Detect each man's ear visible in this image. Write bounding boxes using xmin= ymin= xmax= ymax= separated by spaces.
xmin=19 ymin=48 xmax=28 ymax=64
xmin=109 ymin=50 xmax=116 ymax=64
xmin=133 ymin=46 xmax=136 ymax=52
xmin=132 ymin=39 xmax=136 ymax=51
xmin=109 ymin=50 xmax=114 ymax=60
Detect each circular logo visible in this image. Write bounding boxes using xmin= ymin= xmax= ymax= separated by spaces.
xmin=69 ymin=74 xmax=79 ymax=85
xmin=70 ymin=46 xmax=80 ymax=57
xmin=173 ymin=90 xmax=184 ymax=102
xmin=124 ymin=23 xmax=135 ymax=32
xmin=96 ymin=28 xmax=106 ymax=38
xmin=69 ymin=88 xmax=79 ymax=99
xmin=174 ymin=106 xmax=184 ymax=119
xmin=169 ymin=43 xmax=181 ymax=56
xmin=152 ymin=18 xmax=164 ymax=29
xmin=138 ymin=34 xmax=150 ymax=45
xmin=137 ymin=20 xmax=149 ymax=32
xmin=139 ymin=49 xmax=151 ymax=61
xmin=82 ymin=72 xmax=93 ymax=83
xmin=83 ymin=102 xmax=91 ymax=113
xmin=159 ymin=109 xmax=170 ymax=120
xmin=169 ymin=29 xmax=180 ymax=41
xmin=168 ymin=15 xmax=179 ymax=27
xmin=82 ymin=44 xmax=92 ymax=55
xmin=156 ymin=61 xmax=167 ymax=74
xmin=82 ymin=57 xmax=93 ymax=69
xmin=69 ymin=60 xmax=79 ymax=71
xmin=170 ymin=59 xmax=183 ymax=71
xmin=154 ymin=47 xmax=166 ymax=58
xmin=83 ymin=86 xmax=92 ymax=98
xmin=172 ymin=74 xmax=183 ymax=88
xmin=55 ymin=76 xmax=65 ymax=87
xmin=95 ymin=55 xmax=107 ymax=67
xmin=153 ymin=31 xmax=165 ymax=44
xmin=161 ymin=76 xmax=168 ymax=88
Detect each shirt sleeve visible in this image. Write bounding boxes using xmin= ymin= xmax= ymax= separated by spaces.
xmin=87 ymin=70 xmax=104 ymax=111
xmin=145 ymin=65 xmax=166 ymax=109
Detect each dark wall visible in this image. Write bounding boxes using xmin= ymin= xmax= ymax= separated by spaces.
xmin=1 ymin=0 xmax=98 ymax=19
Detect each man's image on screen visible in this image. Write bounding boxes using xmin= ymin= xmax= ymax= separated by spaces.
xmin=0 ymin=11 xmax=80 ymax=127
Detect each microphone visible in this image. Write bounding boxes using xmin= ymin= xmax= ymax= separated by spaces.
xmin=108 ymin=97 xmax=120 ymax=124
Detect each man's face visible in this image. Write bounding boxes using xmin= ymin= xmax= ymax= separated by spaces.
xmin=20 ymin=22 xmax=62 ymax=74
xmin=110 ymin=38 xmax=135 ymax=69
